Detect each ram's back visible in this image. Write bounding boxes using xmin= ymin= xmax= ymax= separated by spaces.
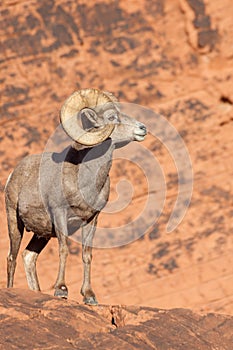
xmin=5 ymin=154 xmax=42 ymax=207
xmin=5 ymin=154 xmax=55 ymax=237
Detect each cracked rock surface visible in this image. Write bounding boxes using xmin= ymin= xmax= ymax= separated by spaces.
xmin=1 ymin=289 xmax=233 ymax=349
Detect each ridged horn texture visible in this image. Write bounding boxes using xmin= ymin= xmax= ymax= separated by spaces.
xmin=60 ymin=88 xmax=116 ymax=146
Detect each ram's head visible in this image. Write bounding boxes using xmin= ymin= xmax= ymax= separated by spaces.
xmin=60 ymin=88 xmax=147 ymax=146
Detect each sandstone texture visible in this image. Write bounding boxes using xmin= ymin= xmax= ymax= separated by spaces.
xmin=0 ymin=0 xmax=233 ymax=330
xmin=1 ymin=288 xmax=233 ymax=349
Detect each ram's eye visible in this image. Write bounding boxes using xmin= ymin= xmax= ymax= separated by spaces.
xmin=108 ymin=115 xmax=116 ymax=121
xmin=103 ymin=109 xmax=120 ymax=123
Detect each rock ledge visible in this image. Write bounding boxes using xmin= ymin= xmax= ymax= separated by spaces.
xmin=0 ymin=289 xmax=233 ymax=349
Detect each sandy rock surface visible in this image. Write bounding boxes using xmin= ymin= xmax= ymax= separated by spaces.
xmin=1 ymin=288 xmax=233 ymax=349
xmin=0 ymin=0 xmax=233 ymax=321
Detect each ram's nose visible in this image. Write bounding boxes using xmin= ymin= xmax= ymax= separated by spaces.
xmin=138 ymin=122 xmax=147 ymax=135
xmin=139 ymin=124 xmax=147 ymax=133
xmin=134 ymin=122 xmax=147 ymax=142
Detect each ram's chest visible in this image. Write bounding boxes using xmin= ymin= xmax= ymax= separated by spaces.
xmin=65 ymin=175 xmax=110 ymax=219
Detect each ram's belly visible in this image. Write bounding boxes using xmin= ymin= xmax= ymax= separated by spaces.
xmin=18 ymin=192 xmax=100 ymax=238
xmin=19 ymin=204 xmax=95 ymax=238
xmin=21 ymin=207 xmax=54 ymax=238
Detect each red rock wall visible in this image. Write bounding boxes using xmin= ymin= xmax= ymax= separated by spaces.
xmin=1 ymin=0 xmax=233 ymax=314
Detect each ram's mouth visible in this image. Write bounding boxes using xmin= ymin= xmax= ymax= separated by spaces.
xmin=134 ymin=126 xmax=147 ymax=141
xmin=134 ymin=134 xmax=146 ymax=141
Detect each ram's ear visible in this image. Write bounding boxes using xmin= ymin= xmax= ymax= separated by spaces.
xmin=80 ymin=108 xmax=99 ymax=129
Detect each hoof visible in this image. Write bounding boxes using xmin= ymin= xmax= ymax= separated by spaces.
xmin=54 ymin=285 xmax=68 ymax=299
xmin=84 ymin=296 xmax=98 ymax=305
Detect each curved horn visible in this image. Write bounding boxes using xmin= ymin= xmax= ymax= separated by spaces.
xmin=60 ymin=89 xmax=117 ymax=146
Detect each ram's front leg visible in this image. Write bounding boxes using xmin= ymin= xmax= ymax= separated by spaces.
xmin=53 ymin=210 xmax=69 ymax=298
xmin=81 ymin=215 xmax=98 ymax=305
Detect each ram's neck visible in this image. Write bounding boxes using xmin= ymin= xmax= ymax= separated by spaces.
xmin=76 ymin=139 xmax=114 ymax=189
xmin=61 ymin=139 xmax=114 ymax=205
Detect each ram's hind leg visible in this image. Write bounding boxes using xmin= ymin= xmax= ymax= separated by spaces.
xmin=7 ymin=207 xmax=24 ymax=288
xmin=22 ymin=234 xmax=50 ymax=291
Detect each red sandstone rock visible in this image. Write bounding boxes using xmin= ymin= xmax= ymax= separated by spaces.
xmin=0 ymin=289 xmax=233 ymax=349
xmin=0 ymin=0 xmax=233 ymax=321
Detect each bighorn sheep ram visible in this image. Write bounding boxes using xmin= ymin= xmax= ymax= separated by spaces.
xmin=5 ymin=88 xmax=147 ymax=304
